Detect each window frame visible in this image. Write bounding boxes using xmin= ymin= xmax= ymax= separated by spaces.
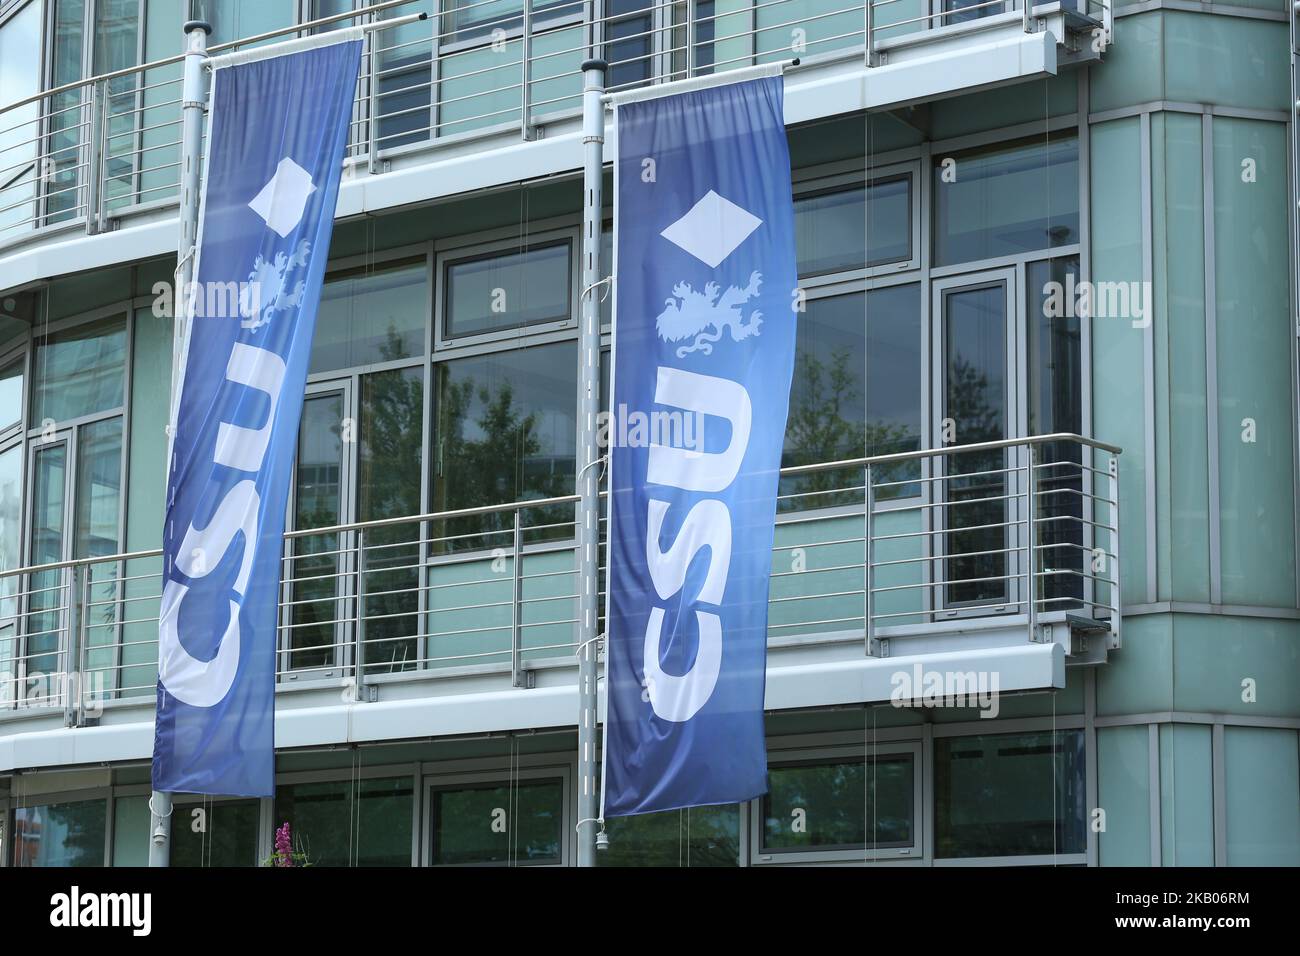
xmin=421 ymin=763 xmax=572 ymax=867
xmin=929 ymin=266 xmax=1024 ymax=618
xmin=793 ymin=159 xmax=922 ymax=288
xmin=7 ymin=784 xmax=111 ymax=867
xmin=435 ymin=228 xmax=578 ymax=351
xmin=750 ymin=741 xmax=924 ymax=865
xmin=272 ymin=762 xmax=421 ymax=867
xmin=930 ymin=723 xmax=1089 ymax=864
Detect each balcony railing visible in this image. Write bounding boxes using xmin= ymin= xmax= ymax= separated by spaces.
xmin=0 ymin=0 xmax=1110 ymax=254
xmin=0 ymin=434 xmax=1119 ymax=726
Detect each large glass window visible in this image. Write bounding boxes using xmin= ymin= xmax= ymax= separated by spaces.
xmin=25 ymin=441 xmax=67 ymax=695
xmin=598 ymin=804 xmax=739 ymax=867
xmin=0 ymin=0 xmax=44 ymax=236
xmin=762 ymin=753 xmax=915 ymax=853
xmin=795 ymin=175 xmax=912 ymax=277
xmin=604 ymin=0 xmax=655 ymax=91
xmin=374 ymin=1 xmax=434 ymax=150
xmin=288 ymin=390 xmax=346 ymax=673
xmin=358 ymin=366 xmax=424 ymax=673
xmin=31 ymin=315 xmax=127 ymax=424
xmin=935 ymin=730 xmax=1086 ymax=858
xmin=443 ymin=242 xmax=570 ymax=341
xmin=95 ymin=0 xmax=141 ymax=209
xmin=0 ymin=358 xmax=23 ymax=431
xmin=311 ymin=259 xmax=426 ymax=374
xmin=933 ymin=134 xmax=1079 ymax=265
xmin=12 ymin=798 xmax=106 ymax=866
xmin=429 ymin=777 xmax=563 ymax=865
xmin=0 ymin=443 xmax=20 ymax=621
xmin=1027 ymin=257 xmax=1084 ymax=609
xmin=781 ymin=284 xmax=922 ymax=509
xmin=274 ymin=776 xmax=414 ymax=866
xmin=195 ymin=0 xmax=296 ymax=46
xmin=171 ymin=798 xmax=260 ymax=867
xmin=445 ymin=0 xmax=574 ymax=44
xmin=432 ymin=341 xmax=576 ymax=543
xmin=940 ymin=279 xmax=1009 ymax=607
xmin=45 ymin=0 xmax=88 ymax=223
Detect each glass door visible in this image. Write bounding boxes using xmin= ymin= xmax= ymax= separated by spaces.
xmin=932 ymin=269 xmax=1019 ymax=616
xmin=283 ymin=383 xmax=353 ymax=677
xmin=24 ymin=436 xmax=71 ymax=704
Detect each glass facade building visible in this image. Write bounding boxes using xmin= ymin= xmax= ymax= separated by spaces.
xmin=0 ymin=0 xmax=1295 ymax=867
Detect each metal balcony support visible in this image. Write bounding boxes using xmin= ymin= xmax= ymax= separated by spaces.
xmin=85 ymin=79 xmax=106 ymax=235
xmin=1025 ymin=443 xmax=1039 ymax=642
xmin=510 ymin=511 xmax=528 ymax=688
xmin=354 ymin=528 xmax=372 ymax=702
xmin=1108 ymin=452 xmax=1121 ymax=645
xmin=367 ymin=25 xmax=380 ymax=174
xmin=865 ymin=0 xmax=879 ymax=68
xmin=864 ymin=463 xmax=879 ymax=656
xmin=1023 ymin=0 xmax=1032 ymax=33
xmin=63 ymin=564 xmax=84 ymax=727
xmin=522 ymin=1 xmax=535 ymax=141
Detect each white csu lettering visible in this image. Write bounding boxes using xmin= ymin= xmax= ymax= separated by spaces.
xmin=158 ymin=343 xmax=285 ymax=707
xmin=643 ymin=367 xmax=751 ymax=722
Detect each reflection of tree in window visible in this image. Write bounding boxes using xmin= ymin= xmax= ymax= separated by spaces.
xmin=358 ymin=337 xmax=423 ymax=674
xmin=433 ymin=345 xmax=575 ymax=552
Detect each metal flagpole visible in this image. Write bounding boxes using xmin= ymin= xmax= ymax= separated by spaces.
xmin=575 ymin=57 xmax=607 ymax=868
xmin=149 ymin=18 xmax=211 ymax=868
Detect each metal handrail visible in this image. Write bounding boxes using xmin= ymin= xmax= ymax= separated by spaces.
xmin=0 ymin=433 xmax=1115 ymax=584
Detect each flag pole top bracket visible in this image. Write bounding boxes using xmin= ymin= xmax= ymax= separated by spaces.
xmin=184 ymin=20 xmax=212 ymax=35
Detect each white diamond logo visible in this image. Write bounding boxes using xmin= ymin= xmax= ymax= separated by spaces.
xmin=248 ymin=158 xmax=317 ymax=238
xmin=660 ymin=190 xmax=762 ymax=268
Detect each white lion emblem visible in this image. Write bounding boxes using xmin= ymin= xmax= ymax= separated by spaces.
xmin=655 ymin=271 xmax=763 ymax=357
xmin=239 ymin=239 xmax=311 ymax=330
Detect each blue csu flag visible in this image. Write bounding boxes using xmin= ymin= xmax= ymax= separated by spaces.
xmin=152 ymin=36 xmax=362 ymax=797
xmin=604 ymin=74 xmax=798 ymax=816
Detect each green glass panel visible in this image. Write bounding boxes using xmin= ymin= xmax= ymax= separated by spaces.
xmin=1089 ymin=12 xmax=1162 ymax=114
xmin=431 ymin=778 xmax=563 ymax=865
xmin=1212 ymin=117 xmax=1295 ymax=606
xmin=762 ymin=753 xmax=914 ymax=851
xmin=438 ymin=41 xmax=521 ymax=138
xmin=935 ymin=730 xmax=1086 ymax=858
xmin=111 ymin=794 xmax=150 ymax=866
xmin=1097 ymin=724 xmax=1150 ymax=866
xmin=1089 ymin=117 xmax=1146 ymax=605
xmin=756 ymin=0 xmax=860 ymax=62
xmin=1165 ymin=12 xmax=1289 ymax=113
xmin=1159 ymin=723 xmax=1213 ymax=866
xmin=1224 ymin=727 xmax=1300 ymax=865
